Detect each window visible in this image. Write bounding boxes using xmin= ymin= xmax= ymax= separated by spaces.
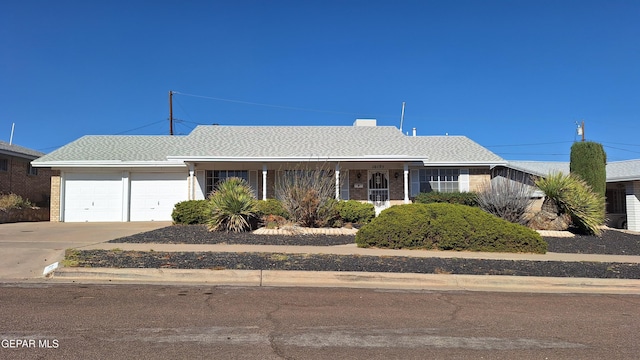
xmin=205 ymin=170 xmax=249 ymax=195
xmin=27 ymin=164 xmax=38 ymax=176
xmin=418 ymin=168 xmax=459 ymax=193
xmin=0 ymin=159 xmax=7 ymax=172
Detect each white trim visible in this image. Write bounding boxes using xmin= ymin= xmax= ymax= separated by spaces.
xmin=167 ymin=156 xmax=430 ymax=163
xmin=459 ymin=168 xmax=470 ymax=192
xmin=335 ymin=168 xmax=340 ymax=200
xmin=262 ymin=165 xmax=267 ymax=200
xmin=403 ymin=164 xmax=409 ymax=203
xmin=32 ymin=161 xmax=186 ymax=168
xmin=122 ymin=171 xmax=130 ymax=221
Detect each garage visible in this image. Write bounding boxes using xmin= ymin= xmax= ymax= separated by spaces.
xmin=63 ymin=173 xmax=124 ymax=222
xmin=129 ymin=172 xmax=187 ymax=221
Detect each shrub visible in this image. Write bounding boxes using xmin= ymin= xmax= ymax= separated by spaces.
xmin=355 ymin=203 xmax=546 ymax=254
xmin=171 ymin=200 xmax=210 ymax=225
xmin=414 ymin=191 xmax=478 ymax=206
xmin=335 ymin=200 xmax=375 ymax=224
xmin=570 ymin=141 xmax=607 ymax=198
xmin=208 ymin=177 xmax=258 ymax=232
xmin=275 ymin=165 xmax=338 ymax=227
xmin=535 ymin=172 xmax=605 ymax=235
xmin=255 ymin=199 xmax=290 ymax=219
xmin=0 ymin=193 xmax=33 ymax=210
xmin=476 ymin=178 xmax=534 ymax=225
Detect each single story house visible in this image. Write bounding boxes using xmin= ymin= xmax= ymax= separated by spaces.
xmin=492 ymin=160 xmax=640 ymax=232
xmin=0 ymin=140 xmax=55 ymax=206
xmin=31 ymin=119 xmax=506 ymax=222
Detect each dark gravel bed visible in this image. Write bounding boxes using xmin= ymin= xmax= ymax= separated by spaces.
xmin=68 ymin=250 xmax=640 ymax=279
xmin=109 ymin=225 xmax=640 ymax=256
xmin=79 ymin=225 xmax=640 ymax=279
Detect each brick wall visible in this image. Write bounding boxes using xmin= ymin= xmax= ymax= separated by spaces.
xmin=0 ymin=155 xmax=54 ymax=206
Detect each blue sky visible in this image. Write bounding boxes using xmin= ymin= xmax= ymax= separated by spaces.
xmin=1 ymin=0 xmax=639 ymax=161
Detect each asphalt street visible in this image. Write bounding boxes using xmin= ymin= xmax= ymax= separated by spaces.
xmin=0 ymin=284 xmax=638 ymax=359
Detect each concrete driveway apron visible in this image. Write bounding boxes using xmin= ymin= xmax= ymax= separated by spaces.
xmin=0 ymin=221 xmax=171 ymax=281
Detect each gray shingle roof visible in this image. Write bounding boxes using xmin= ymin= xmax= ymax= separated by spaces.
xmin=504 ymin=160 xmax=640 ymax=182
xmin=606 ymin=160 xmax=640 ymax=181
xmin=0 ymin=141 xmax=45 ymax=159
xmin=33 ymin=135 xmax=185 ymax=162
xmin=32 ymin=125 xmax=506 ymax=166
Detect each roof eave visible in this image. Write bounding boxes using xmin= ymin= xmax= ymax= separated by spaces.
xmin=31 ymin=160 xmax=186 ymax=168
xmin=168 ymin=156 xmax=430 ymax=163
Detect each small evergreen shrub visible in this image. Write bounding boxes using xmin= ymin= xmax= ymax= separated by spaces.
xmin=335 ymin=200 xmax=375 ymax=224
xmin=255 ymin=199 xmax=290 ymax=219
xmin=355 ymin=203 xmax=546 ymax=254
xmin=414 ymin=191 xmax=478 ymax=206
xmin=208 ymin=177 xmax=258 ymax=232
xmin=570 ymin=141 xmax=607 ymax=198
xmin=171 ymin=200 xmax=210 ymax=225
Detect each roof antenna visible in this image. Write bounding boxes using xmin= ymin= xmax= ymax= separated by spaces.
xmin=9 ymin=123 xmax=15 ymax=145
xmin=399 ymin=102 xmax=406 ymax=132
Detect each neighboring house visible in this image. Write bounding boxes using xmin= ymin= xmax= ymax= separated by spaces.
xmin=492 ymin=160 xmax=640 ymax=232
xmin=0 ymin=141 xmax=54 ymax=206
xmin=31 ymin=119 xmax=506 ymax=222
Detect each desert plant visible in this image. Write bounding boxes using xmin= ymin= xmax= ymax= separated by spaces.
xmin=255 ymin=198 xmax=290 ymax=219
xmin=570 ymin=141 xmax=607 ymax=198
xmin=275 ymin=165 xmax=338 ymax=227
xmin=414 ymin=191 xmax=479 ymax=206
xmin=207 ymin=177 xmax=258 ymax=232
xmin=171 ymin=200 xmax=210 ymax=225
xmin=335 ymin=200 xmax=375 ymax=224
xmin=0 ymin=193 xmax=33 ymax=210
xmin=476 ymin=178 xmax=534 ymax=225
xmin=355 ymin=203 xmax=546 ymax=254
xmin=534 ymin=172 xmax=605 ymax=235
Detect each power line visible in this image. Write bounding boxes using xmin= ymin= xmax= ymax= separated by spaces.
xmin=485 ymin=141 xmax=574 ymax=148
xmin=172 ymin=91 xmax=396 ymax=119
xmin=114 ymin=120 xmax=166 ymax=135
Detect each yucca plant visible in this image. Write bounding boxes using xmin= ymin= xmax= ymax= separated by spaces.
xmin=534 ymin=172 xmax=605 ymax=235
xmin=207 ymin=177 xmax=258 ymax=232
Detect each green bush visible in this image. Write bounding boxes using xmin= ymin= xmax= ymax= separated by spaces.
xmin=0 ymin=193 xmax=33 ymax=210
xmin=414 ymin=191 xmax=478 ymax=207
xmin=255 ymin=199 xmax=290 ymax=219
xmin=335 ymin=200 xmax=375 ymax=224
xmin=171 ymin=200 xmax=210 ymax=225
xmin=355 ymin=203 xmax=546 ymax=254
xmin=208 ymin=177 xmax=258 ymax=232
xmin=535 ymin=172 xmax=605 ymax=235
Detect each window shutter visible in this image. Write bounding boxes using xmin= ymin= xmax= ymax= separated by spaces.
xmin=249 ymin=171 xmax=259 ymax=199
xmin=195 ymin=170 xmax=206 ymax=199
xmin=410 ymin=169 xmax=420 ymax=197
xmin=459 ymin=168 xmax=470 ymax=192
xmin=340 ymin=171 xmax=350 ymax=200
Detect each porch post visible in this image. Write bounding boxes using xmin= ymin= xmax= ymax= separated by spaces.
xmin=626 ymin=181 xmax=640 ymax=232
xmin=188 ymin=163 xmax=195 ymax=200
xmin=403 ymin=163 xmax=410 ymax=203
xmin=262 ymin=164 xmax=268 ymax=200
xmin=335 ymin=164 xmax=340 ymax=200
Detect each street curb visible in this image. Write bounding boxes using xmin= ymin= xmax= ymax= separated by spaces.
xmin=51 ymin=268 xmax=640 ymax=294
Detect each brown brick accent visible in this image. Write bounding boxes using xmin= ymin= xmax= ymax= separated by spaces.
xmin=469 ymin=168 xmax=491 ymax=192
xmin=49 ymin=175 xmax=61 ymax=222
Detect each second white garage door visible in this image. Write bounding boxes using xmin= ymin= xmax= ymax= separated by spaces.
xmin=129 ymin=173 xmax=188 ymax=221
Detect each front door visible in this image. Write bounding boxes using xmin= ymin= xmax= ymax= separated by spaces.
xmin=368 ymin=171 xmax=390 ymax=215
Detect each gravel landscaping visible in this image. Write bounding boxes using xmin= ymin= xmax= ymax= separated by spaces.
xmin=62 ymin=225 xmax=640 ymax=279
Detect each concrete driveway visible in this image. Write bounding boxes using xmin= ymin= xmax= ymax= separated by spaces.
xmin=0 ymin=221 xmax=171 ymax=281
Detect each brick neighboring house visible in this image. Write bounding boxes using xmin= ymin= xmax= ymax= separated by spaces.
xmin=31 ymin=119 xmax=507 ymax=222
xmin=0 ymin=141 xmax=54 ymax=206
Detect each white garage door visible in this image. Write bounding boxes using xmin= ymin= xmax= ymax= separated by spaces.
xmin=64 ymin=173 xmax=124 ymax=222
xmin=130 ymin=173 xmax=187 ymax=221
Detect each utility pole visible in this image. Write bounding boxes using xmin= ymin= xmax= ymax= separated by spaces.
xmin=576 ymin=120 xmax=585 ymax=142
xmin=169 ymin=90 xmax=174 ymax=136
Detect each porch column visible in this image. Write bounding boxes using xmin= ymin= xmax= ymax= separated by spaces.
xmin=188 ymin=163 xmax=195 ymax=200
xmin=403 ymin=163 xmax=410 ymax=203
xmin=262 ymin=164 xmax=268 ymax=200
xmin=335 ymin=164 xmax=340 ymax=200
xmin=626 ymin=181 xmax=640 ymax=232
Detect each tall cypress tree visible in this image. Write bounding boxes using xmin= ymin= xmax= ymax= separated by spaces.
xmin=569 ymin=141 xmax=607 ymax=198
